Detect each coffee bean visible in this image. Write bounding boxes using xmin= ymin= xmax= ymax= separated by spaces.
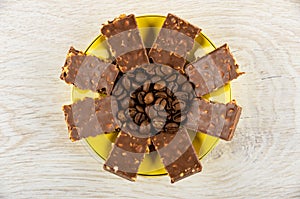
xmin=144 ymin=92 xmax=154 ymax=104
xmin=128 ymin=122 xmax=138 ymax=131
xmin=182 ymin=82 xmax=193 ymax=93
xmin=152 ymin=117 xmax=165 ymax=130
xmin=129 ymin=98 xmax=135 ymax=107
xmin=165 ymin=123 xmax=179 ymax=133
xmin=122 ymin=76 xmax=131 ymax=90
xmin=139 ymin=121 xmax=150 ymax=135
xmin=173 ymin=112 xmax=182 ymax=123
xmin=136 ymin=105 xmax=144 ymax=113
xmin=117 ymin=110 xmax=126 ymax=122
xmin=172 ymin=99 xmax=181 ymax=111
xmin=168 ymin=82 xmax=178 ymax=93
xmin=176 ymin=91 xmax=189 ymax=101
xmin=154 ymin=66 xmax=163 ymax=77
xmin=177 ymin=75 xmax=187 ymax=85
xmin=120 ymin=99 xmax=128 ymax=109
xmin=155 ymin=91 xmax=168 ymax=98
xmin=134 ymin=112 xmax=142 ymax=124
xmin=155 ymin=98 xmax=167 ymax=110
xmin=130 ymin=92 xmax=137 ymax=99
xmin=157 ymin=110 xmax=168 ymax=117
xmin=143 ymin=81 xmax=151 ymax=92
xmin=161 ymin=65 xmax=173 ymax=75
xmin=136 ymin=70 xmax=147 ymax=83
xmin=117 ymin=91 xmax=127 ymax=100
xmin=145 ymin=105 xmax=158 ymax=118
xmin=129 ymin=107 xmax=137 ymax=118
xmin=151 ymin=75 xmax=161 ymax=82
xmin=113 ymin=83 xmax=123 ymax=96
xmin=137 ymin=91 xmax=145 ymax=104
xmin=154 ymin=80 xmax=166 ymax=90
xmin=166 ymin=74 xmax=177 ymax=82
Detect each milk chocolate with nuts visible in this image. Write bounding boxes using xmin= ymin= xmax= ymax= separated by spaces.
xmin=185 ymin=44 xmax=244 ymax=97
xmin=151 ymin=128 xmax=202 ymax=183
xmin=185 ymin=98 xmax=242 ymax=141
xmin=101 ymin=14 xmax=149 ymax=72
xmin=149 ymin=13 xmax=201 ymax=72
xmin=60 ymin=47 xmax=119 ymax=95
xmin=62 ymin=97 xmax=119 ymax=141
xmin=103 ymin=131 xmax=150 ymax=181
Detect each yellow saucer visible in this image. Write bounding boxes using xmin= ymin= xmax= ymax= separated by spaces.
xmin=72 ymin=15 xmax=231 ymax=176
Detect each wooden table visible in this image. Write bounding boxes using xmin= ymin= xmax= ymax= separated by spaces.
xmin=1 ymin=0 xmax=299 ymax=198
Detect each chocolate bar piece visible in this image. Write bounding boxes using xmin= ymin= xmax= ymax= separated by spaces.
xmin=149 ymin=13 xmax=201 ymax=72
xmin=104 ymin=131 xmax=150 ymax=181
xmin=185 ymin=98 xmax=242 ymax=141
xmin=60 ymin=47 xmax=119 ymax=95
xmin=185 ymin=44 xmax=244 ymax=97
xmin=151 ymin=128 xmax=202 ymax=183
xmin=62 ymin=97 xmax=119 ymax=141
xmin=101 ymin=14 xmax=149 ymax=72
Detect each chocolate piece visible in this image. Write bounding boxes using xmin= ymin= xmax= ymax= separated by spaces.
xmin=185 ymin=44 xmax=244 ymax=97
xmin=149 ymin=13 xmax=201 ymax=71
xmin=151 ymin=128 xmax=202 ymax=183
xmin=185 ymin=98 xmax=242 ymax=141
xmin=103 ymin=131 xmax=150 ymax=181
xmin=101 ymin=14 xmax=149 ymax=72
xmin=62 ymin=97 xmax=119 ymax=141
xmin=60 ymin=47 xmax=119 ymax=95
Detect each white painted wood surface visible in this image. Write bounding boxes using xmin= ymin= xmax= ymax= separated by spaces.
xmin=1 ymin=0 xmax=299 ymax=198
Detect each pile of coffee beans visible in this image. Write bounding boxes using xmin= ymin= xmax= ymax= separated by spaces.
xmin=112 ymin=63 xmax=195 ymax=137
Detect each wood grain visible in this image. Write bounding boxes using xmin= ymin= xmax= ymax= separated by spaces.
xmin=0 ymin=0 xmax=299 ymax=198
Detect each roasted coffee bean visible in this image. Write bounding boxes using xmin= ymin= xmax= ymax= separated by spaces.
xmin=120 ymin=98 xmax=129 ymax=109
xmin=131 ymin=81 xmax=140 ymax=91
xmin=154 ymin=80 xmax=166 ymax=90
xmin=137 ymin=91 xmax=145 ymax=104
xmin=117 ymin=91 xmax=127 ymax=100
xmin=136 ymin=105 xmax=144 ymax=113
xmin=122 ymin=76 xmax=131 ymax=90
xmin=182 ymin=82 xmax=193 ymax=93
xmin=176 ymin=91 xmax=189 ymax=101
xmin=157 ymin=110 xmax=168 ymax=117
xmin=112 ymin=83 xmax=123 ymax=96
xmin=168 ymin=82 xmax=178 ymax=93
xmin=166 ymin=74 xmax=177 ymax=82
xmin=145 ymin=105 xmax=158 ymax=118
xmin=134 ymin=112 xmax=142 ymax=124
xmin=154 ymin=98 xmax=167 ymax=110
xmin=129 ymin=107 xmax=137 ymax=118
xmin=151 ymin=75 xmax=161 ymax=82
xmin=161 ymin=65 xmax=173 ymax=75
xmin=144 ymin=92 xmax=154 ymax=104
xmin=154 ymin=65 xmax=163 ymax=76
xmin=165 ymin=122 xmax=179 ymax=133
xmin=189 ymin=92 xmax=195 ymax=99
xmin=129 ymin=98 xmax=135 ymax=107
xmin=135 ymin=70 xmax=147 ymax=82
xmin=177 ymin=74 xmax=187 ymax=85
xmin=172 ymin=99 xmax=181 ymax=111
xmin=140 ymin=113 xmax=147 ymax=124
xmin=155 ymin=91 xmax=168 ymax=99
xmin=152 ymin=117 xmax=165 ymax=130
xmin=128 ymin=122 xmax=138 ymax=131
xmin=117 ymin=110 xmax=127 ymax=122
xmin=143 ymin=81 xmax=151 ymax=92
xmin=166 ymin=87 xmax=174 ymax=97
xmin=139 ymin=121 xmax=151 ymax=135
xmin=130 ymin=92 xmax=137 ymax=99
xmin=173 ymin=112 xmax=182 ymax=123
